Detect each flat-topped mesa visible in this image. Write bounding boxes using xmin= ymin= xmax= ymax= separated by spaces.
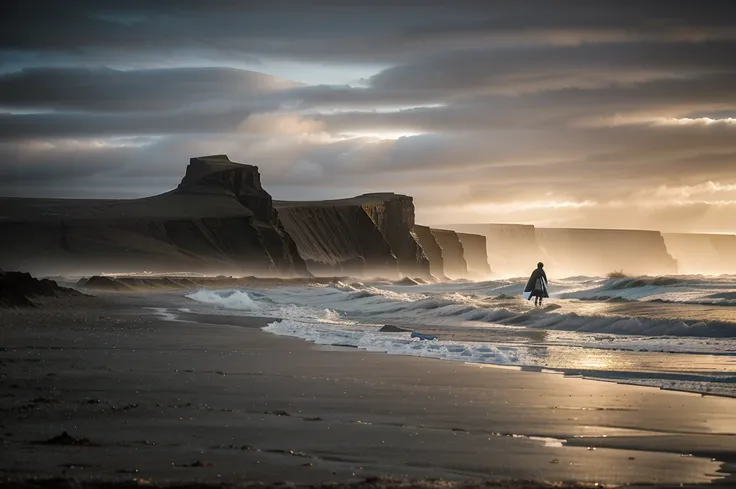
xmin=412 ymin=225 xmax=446 ymax=280
xmin=275 ymin=193 xmax=431 ymax=279
xmin=176 ymin=155 xmax=275 ymax=222
xmin=429 ymin=228 xmax=469 ymax=279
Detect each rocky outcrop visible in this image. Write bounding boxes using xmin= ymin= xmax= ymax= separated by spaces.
xmin=429 ymin=229 xmax=469 ymax=279
xmin=177 ymin=155 xmax=276 ymax=222
xmin=275 ymin=194 xmax=431 ymax=279
xmin=0 ymin=155 xmax=309 ymax=277
xmin=440 ymin=224 xmax=543 ymax=277
xmin=456 ymin=233 xmax=492 ymax=278
xmin=412 ymin=225 xmax=446 ymax=280
xmin=535 ymin=227 xmax=677 ymax=277
xmin=0 ymin=271 xmax=81 ymax=307
xmin=663 ymin=233 xmax=736 ymax=275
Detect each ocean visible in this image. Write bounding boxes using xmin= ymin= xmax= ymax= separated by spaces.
xmin=183 ymin=275 xmax=736 ymax=397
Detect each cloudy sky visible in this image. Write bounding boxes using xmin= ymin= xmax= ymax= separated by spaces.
xmin=2 ymin=1 xmax=736 ymax=231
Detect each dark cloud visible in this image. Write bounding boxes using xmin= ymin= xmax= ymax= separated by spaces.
xmin=2 ymin=1 xmax=736 ymax=232
xmin=0 ymin=109 xmax=257 ymax=139
xmin=368 ymin=42 xmax=736 ymax=94
xmin=0 ymin=67 xmax=298 ymax=112
xmin=3 ymin=1 xmax=736 ymax=65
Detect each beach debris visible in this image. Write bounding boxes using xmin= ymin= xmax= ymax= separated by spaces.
xmin=410 ymin=332 xmax=437 ymax=341
xmin=303 ymin=416 xmax=323 ymax=421
xmin=211 ymin=443 xmax=255 ymax=451
xmin=131 ymin=440 xmax=156 ymax=446
xmin=112 ymin=403 xmax=139 ymax=411
xmin=265 ymin=449 xmax=310 ymax=458
xmin=59 ymin=463 xmax=98 ymax=469
xmin=379 ymin=325 xmax=411 ymax=333
xmin=181 ymin=460 xmax=214 ymax=468
xmin=265 ymin=410 xmax=291 ymax=416
xmin=30 ymin=397 xmax=56 ymax=404
xmin=37 ymin=431 xmax=98 ymax=446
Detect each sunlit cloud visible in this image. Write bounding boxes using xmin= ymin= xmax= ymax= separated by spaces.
xmin=656 ymin=117 xmax=736 ymax=125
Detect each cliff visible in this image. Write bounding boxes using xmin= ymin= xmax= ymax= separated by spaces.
xmin=663 ymin=233 xmax=736 ymax=275
xmin=274 ymin=193 xmax=431 ymax=279
xmin=535 ymin=227 xmax=678 ymax=277
xmin=429 ymin=228 xmax=469 ymax=279
xmin=273 ymin=204 xmax=397 ymax=277
xmin=456 ymin=233 xmax=492 ymax=278
xmin=439 ymin=224 xmax=543 ymax=277
xmin=441 ymin=223 xmax=679 ymax=277
xmin=0 ymin=155 xmax=309 ymax=277
xmin=411 ymin=225 xmax=447 ymax=280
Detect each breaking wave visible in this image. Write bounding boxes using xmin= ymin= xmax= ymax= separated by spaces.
xmin=181 ymin=275 xmax=736 ymax=397
xmin=185 ymin=277 xmax=736 ymax=338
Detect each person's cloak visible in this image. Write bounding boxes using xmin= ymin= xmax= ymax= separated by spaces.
xmin=522 ymin=268 xmax=549 ymax=300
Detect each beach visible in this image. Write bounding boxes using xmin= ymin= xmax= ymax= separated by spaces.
xmin=1 ymin=292 xmax=734 ymax=487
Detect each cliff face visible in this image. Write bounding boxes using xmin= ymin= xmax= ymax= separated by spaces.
xmin=412 ymin=225 xmax=446 ymax=280
xmin=429 ymin=228 xmax=469 ymax=279
xmin=663 ymin=233 xmax=736 ymax=275
xmin=274 ymin=193 xmax=431 ymax=279
xmin=274 ymin=204 xmax=398 ymax=277
xmin=0 ymin=155 xmax=309 ymax=277
xmin=358 ymin=194 xmax=431 ymax=278
xmin=536 ymin=228 xmax=677 ymax=277
xmin=440 ymin=224 xmax=542 ymax=277
xmin=456 ymin=233 xmax=492 ymax=278
xmin=441 ymin=223 xmax=679 ymax=277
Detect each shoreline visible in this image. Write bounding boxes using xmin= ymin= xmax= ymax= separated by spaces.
xmin=163 ymin=305 xmax=736 ymax=400
xmin=1 ymin=293 xmax=735 ymax=487
xmin=172 ymin=308 xmax=736 ymax=400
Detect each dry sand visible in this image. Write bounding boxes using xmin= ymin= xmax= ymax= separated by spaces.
xmin=1 ymin=293 xmax=734 ymax=488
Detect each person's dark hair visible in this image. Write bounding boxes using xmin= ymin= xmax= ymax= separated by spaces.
xmin=537 ymin=262 xmax=544 ymax=268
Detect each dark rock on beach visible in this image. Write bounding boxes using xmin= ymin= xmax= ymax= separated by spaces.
xmin=0 ymin=271 xmax=81 ymax=308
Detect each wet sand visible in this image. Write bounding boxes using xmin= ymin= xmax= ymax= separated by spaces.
xmin=0 ymin=293 xmax=735 ymax=487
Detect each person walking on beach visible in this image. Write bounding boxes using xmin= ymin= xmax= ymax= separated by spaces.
xmin=523 ymin=262 xmax=549 ymax=307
